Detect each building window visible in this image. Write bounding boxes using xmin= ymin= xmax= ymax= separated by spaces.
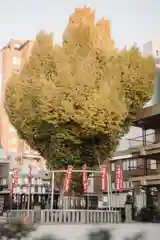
xmin=8 ymin=148 xmax=17 ymax=153
xmin=122 ymin=160 xmax=129 ymax=171
xmin=111 ymin=163 xmax=115 ymax=171
xmin=130 ymin=159 xmax=137 ymax=170
xmin=150 ymin=159 xmax=157 ymax=169
xmin=8 ymin=136 xmax=17 ymax=145
xmin=1 ymin=179 xmax=7 ymax=185
xmin=122 ymin=159 xmax=137 ymax=170
xmin=12 ymin=56 xmax=21 ymax=65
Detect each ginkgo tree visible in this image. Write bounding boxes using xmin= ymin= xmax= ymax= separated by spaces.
xmin=4 ymin=8 xmax=155 ymax=191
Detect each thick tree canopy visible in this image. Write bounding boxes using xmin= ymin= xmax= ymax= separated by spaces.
xmin=5 ymin=8 xmax=155 ymax=172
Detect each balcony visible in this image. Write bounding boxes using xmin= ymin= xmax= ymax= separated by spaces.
xmin=128 ymin=132 xmax=155 ymax=149
xmin=114 ymin=132 xmax=160 ymax=160
xmin=134 ymin=103 xmax=160 ymax=129
xmin=124 ymin=164 xmax=157 ymax=178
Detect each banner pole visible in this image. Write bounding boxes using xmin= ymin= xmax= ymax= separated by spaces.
xmin=50 ymin=170 xmax=54 ymax=210
xmin=107 ymin=171 xmax=111 ymax=210
xmin=27 ymin=165 xmax=31 ymax=217
xmin=9 ymin=172 xmax=13 ymax=211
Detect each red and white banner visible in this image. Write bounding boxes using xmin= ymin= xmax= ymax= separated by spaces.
xmin=14 ymin=168 xmax=19 ymax=185
xmin=82 ymin=165 xmax=88 ymax=193
xmin=101 ymin=165 xmax=107 ymax=192
xmin=116 ymin=166 xmax=123 ymax=192
xmin=63 ymin=165 xmax=73 ymax=193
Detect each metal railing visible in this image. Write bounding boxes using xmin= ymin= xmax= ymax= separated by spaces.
xmin=128 ymin=132 xmax=155 ymax=148
xmin=8 ymin=209 xmax=121 ymax=224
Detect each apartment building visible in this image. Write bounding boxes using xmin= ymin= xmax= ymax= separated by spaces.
xmin=87 ymin=41 xmax=160 ymax=209
xmin=0 ymin=39 xmax=45 ymax=168
xmin=143 ymin=40 xmax=160 ymax=58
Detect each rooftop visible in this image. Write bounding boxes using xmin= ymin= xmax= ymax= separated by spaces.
xmin=0 ymin=39 xmax=33 ymax=52
xmin=134 ymin=103 xmax=160 ymax=129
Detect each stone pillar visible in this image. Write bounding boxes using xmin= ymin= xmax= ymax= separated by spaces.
xmin=125 ymin=204 xmax=132 ymax=223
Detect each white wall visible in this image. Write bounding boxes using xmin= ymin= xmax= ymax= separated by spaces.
xmin=143 ymin=40 xmax=160 ymax=57
xmin=152 ymin=41 xmax=160 ymax=57
xmin=143 ymin=41 xmax=153 ymax=56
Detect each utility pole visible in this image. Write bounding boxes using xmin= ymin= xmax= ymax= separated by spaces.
xmin=27 ymin=165 xmax=31 ymax=216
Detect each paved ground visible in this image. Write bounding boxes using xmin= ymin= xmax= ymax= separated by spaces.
xmin=1 ymin=216 xmax=159 ymax=240
xmin=31 ymin=224 xmax=160 ymax=240
xmin=0 ymin=216 xmax=7 ymax=223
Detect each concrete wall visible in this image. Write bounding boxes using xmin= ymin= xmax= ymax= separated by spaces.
xmin=31 ymin=224 xmax=160 ymax=240
xmin=143 ymin=40 xmax=160 ymax=57
xmin=143 ymin=41 xmax=153 ymax=56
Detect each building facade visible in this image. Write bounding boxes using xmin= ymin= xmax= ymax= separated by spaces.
xmin=143 ymin=40 xmax=160 ymax=58
xmin=0 ymin=145 xmax=10 ymax=213
xmin=88 ymin=41 xmax=160 ymax=209
xmin=0 ymin=39 xmax=46 ymax=167
xmin=0 ymin=39 xmax=33 ymax=154
xmin=1 ymin=38 xmax=160 ymax=210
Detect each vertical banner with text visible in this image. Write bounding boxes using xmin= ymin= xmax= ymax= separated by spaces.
xmin=14 ymin=168 xmax=19 ymax=185
xmin=116 ymin=166 xmax=124 ymax=192
xmin=63 ymin=165 xmax=73 ymax=193
xmin=101 ymin=165 xmax=107 ymax=192
xmin=82 ymin=164 xmax=88 ymax=193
